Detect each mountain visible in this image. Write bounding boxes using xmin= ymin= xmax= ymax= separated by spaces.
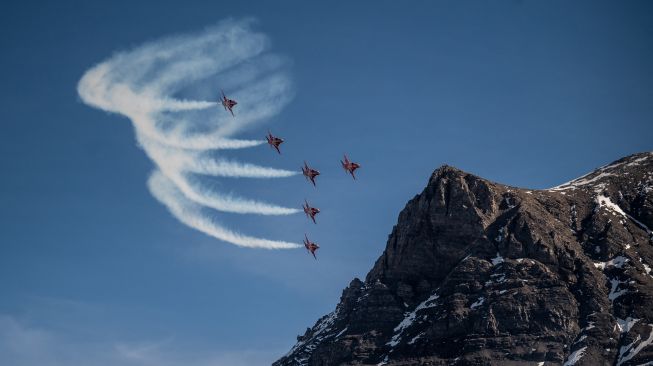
xmin=275 ymin=152 xmax=653 ymax=366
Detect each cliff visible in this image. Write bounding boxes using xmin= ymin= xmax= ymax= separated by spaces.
xmin=275 ymin=152 xmax=653 ymax=366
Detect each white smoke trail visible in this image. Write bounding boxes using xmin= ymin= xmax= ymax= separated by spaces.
xmin=148 ymin=172 xmax=300 ymax=249
xmin=157 ymin=168 xmax=299 ymax=216
xmin=77 ymin=19 xmax=301 ymax=249
xmin=137 ymin=136 xmax=297 ymax=178
xmin=135 ymin=134 xmax=300 ymax=215
xmin=160 ymin=99 xmax=217 ymax=111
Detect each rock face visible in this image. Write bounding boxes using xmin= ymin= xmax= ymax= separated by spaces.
xmin=275 ymin=152 xmax=653 ymax=366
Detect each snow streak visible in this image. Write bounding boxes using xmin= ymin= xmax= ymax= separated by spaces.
xmin=77 ymin=19 xmax=301 ymax=249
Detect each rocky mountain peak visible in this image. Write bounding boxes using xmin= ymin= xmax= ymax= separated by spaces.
xmin=275 ymin=152 xmax=653 ymax=366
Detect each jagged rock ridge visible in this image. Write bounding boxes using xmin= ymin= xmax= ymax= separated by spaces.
xmin=275 ymin=152 xmax=653 ymax=366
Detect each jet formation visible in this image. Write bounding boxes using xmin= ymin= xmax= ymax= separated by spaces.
xmin=220 ymin=90 xmax=361 ymax=259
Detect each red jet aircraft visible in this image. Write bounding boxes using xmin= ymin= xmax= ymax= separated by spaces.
xmin=303 ymin=234 xmax=320 ymax=260
xmin=220 ymin=90 xmax=237 ymax=117
xmin=341 ymin=154 xmax=361 ymax=180
xmin=266 ymin=131 xmax=284 ymax=154
xmin=302 ymin=161 xmax=320 ymax=186
xmin=302 ymin=200 xmax=320 ymax=224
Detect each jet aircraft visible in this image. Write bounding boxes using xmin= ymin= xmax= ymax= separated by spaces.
xmin=303 ymin=234 xmax=320 ymax=260
xmin=302 ymin=161 xmax=320 ymax=186
xmin=220 ymin=90 xmax=237 ymax=117
xmin=266 ymin=131 xmax=284 ymax=154
xmin=341 ymin=154 xmax=361 ymax=180
xmin=302 ymin=200 xmax=320 ymax=224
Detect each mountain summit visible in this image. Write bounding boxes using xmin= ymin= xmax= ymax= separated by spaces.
xmin=275 ymin=152 xmax=653 ymax=366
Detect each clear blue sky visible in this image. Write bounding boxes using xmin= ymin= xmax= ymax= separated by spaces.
xmin=1 ymin=1 xmax=652 ymax=364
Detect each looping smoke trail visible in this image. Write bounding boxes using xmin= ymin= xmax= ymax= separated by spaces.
xmin=136 ymin=134 xmax=300 ymax=215
xmin=77 ymin=19 xmax=301 ymax=249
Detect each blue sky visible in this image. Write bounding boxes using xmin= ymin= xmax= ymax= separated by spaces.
xmin=1 ymin=1 xmax=652 ymax=365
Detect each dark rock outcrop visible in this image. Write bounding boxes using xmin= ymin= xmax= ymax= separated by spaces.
xmin=275 ymin=152 xmax=653 ymax=366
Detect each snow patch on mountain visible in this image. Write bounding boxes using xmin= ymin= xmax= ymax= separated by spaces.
xmin=616 ymin=317 xmax=640 ymax=334
xmin=388 ymin=292 xmax=440 ymax=348
xmin=563 ymin=346 xmax=587 ymax=366
xmin=617 ymin=324 xmax=653 ymax=366
xmin=594 ymin=256 xmax=629 ymax=270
